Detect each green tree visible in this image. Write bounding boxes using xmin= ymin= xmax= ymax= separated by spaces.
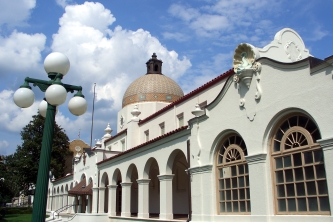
xmin=5 ymin=114 xmax=72 ymax=195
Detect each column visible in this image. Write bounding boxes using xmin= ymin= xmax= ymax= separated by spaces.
xmin=74 ymin=196 xmax=79 ymax=213
xmin=67 ymin=195 xmax=72 ymax=213
xmin=87 ymin=195 xmax=92 ymax=213
xmin=47 ymin=195 xmax=51 ymax=211
xmin=108 ymin=185 xmax=117 ymax=216
xmin=121 ymin=182 xmax=132 ymax=217
xmin=98 ymin=187 xmax=106 ymax=213
xmin=158 ymin=175 xmax=174 ymax=220
xmin=63 ymin=194 xmax=68 ymax=207
xmin=137 ymin=179 xmax=150 ymax=218
xmin=318 ymin=137 xmax=333 ymax=213
xmin=92 ymin=187 xmax=99 ymax=213
xmin=78 ymin=196 xmax=82 ymax=213
xmin=245 ymin=153 xmax=271 ymax=216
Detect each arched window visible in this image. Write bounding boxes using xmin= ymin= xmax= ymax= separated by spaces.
xmin=154 ymin=64 xmax=158 ymax=72
xmin=271 ymin=115 xmax=329 ymax=214
xmin=216 ymin=134 xmax=250 ymax=214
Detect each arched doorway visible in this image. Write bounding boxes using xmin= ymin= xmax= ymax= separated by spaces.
xmin=169 ymin=150 xmax=189 ymax=219
xmin=126 ymin=164 xmax=138 ymax=216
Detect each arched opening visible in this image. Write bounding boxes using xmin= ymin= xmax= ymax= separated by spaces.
xmin=216 ymin=133 xmax=250 ymax=214
xmin=154 ymin=64 xmax=158 ymax=72
xmin=126 ymin=164 xmax=138 ymax=217
xmin=101 ymin=172 xmax=109 ymax=213
xmin=170 ymin=150 xmax=189 ymax=219
xmin=270 ymin=114 xmax=329 ymax=214
xmin=145 ymin=158 xmax=160 ymax=218
xmin=112 ymin=169 xmax=122 ymax=216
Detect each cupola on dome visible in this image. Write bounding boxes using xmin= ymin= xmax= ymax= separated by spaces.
xmin=122 ymin=53 xmax=184 ymax=108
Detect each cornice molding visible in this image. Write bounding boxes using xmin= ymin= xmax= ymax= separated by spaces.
xmin=157 ymin=174 xmax=174 ymax=181
xmin=120 ymin=182 xmax=133 ymax=187
xmin=188 ymin=164 xmax=213 ymax=175
xmin=318 ymin=137 xmax=333 ymax=151
xmin=136 ymin=179 xmax=151 ymax=184
xmin=245 ymin=153 xmax=267 ymax=165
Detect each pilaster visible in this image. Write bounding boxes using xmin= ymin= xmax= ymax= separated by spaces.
xmin=98 ymin=187 xmax=106 ymax=213
xmin=245 ymin=153 xmax=271 ymax=216
xmin=121 ymin=182 xmax=133 ymax=217
xmin=92 ymin=187 xmax=99 ymax=213
xmin=108 ymin=185 xmax=117 ymax=216
xmin=137 ymin=179 xmax=150 ymax=218
xmin=318 ymin=137 xmax=333 ymax=213
xmin=158 ymin=175 xmax=174 ymax=220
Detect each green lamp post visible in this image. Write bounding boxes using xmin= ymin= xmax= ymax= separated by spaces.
xmin=13 ymin=52 xmax=88 ymax=222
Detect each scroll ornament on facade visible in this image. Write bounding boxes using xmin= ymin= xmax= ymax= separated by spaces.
xmin=232 ymin=43 xmax=262 ymax=107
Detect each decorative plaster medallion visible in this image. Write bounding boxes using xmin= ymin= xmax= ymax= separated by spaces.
xmin=284 ymin=40 xmax=302 ymax=62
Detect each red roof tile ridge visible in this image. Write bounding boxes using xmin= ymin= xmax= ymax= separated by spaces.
xmin=97 ymin=125 xmax=188 ymax=165
xmin=138 ymin=69 xmax=234 ymax=125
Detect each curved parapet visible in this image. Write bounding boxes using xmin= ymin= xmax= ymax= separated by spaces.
xmin=258 ymin=28 xmax=310 ymax=63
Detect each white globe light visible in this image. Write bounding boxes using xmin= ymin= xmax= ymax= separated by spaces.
xmin=13 ymin=88 xmax=35 ymax=108
xmin=68 ymin=96 xmax=88 ymax=116
xmin=45 ymin=84 xmax=67 ymax=106
xmin=38 ymin=100 xmax=58 ymax=117
xmin=44 ymin=52 xmax=70 ymax=76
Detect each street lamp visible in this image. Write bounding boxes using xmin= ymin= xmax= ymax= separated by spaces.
xmin=13 ymin=52 xmax=87 ymax=222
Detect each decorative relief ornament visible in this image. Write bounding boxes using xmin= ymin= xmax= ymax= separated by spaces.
xmin=119 ymin=115 xmax=125 ymax=129
xmin=232 ymin=43 xmax=262 ymax=106
xmin=284 ymin=40 xmax=302 ymax=62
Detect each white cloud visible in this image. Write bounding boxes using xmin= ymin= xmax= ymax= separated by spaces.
xmin=162 ymin=32 xmax=189 ymax=42
xmin=168 ymin=4 xmax=200 ymax=22
xmin=0 ymin=30 xmax=46 ymax=76
xmin=51 ymin=1 xmax=191 ymax=113
xmin=55 ymin=0 xmax=72 ymax=8
xmin=167 ymin=0 xmax=281 ymax=39
xmin=0 ymin=90 xmax=41 ymax=132
xmin=0 ymin=0 xmax=36 ymax=28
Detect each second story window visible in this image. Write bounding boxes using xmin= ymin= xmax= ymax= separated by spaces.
xmin=177 ymin=113 xmax=184 ymax=127
xmin=160 ymin=122 xmax=165 ymax=135
xmin=121 ymin=140 xmax=125 ymax=151
xmin=145 ymin=130 xmax=149 ymax=142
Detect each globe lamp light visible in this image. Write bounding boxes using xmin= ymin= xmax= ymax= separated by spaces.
xmin=68 ymin=96 xmax=88 ymax=116
xmin=13 ymin=88 xmax=35 ymax=108
xmin=44 ymin=52 xmax=70 ymax=76
xmin=45 ymin=84 xmax=67 ymax=106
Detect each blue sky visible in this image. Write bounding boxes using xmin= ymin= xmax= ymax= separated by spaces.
xmin=0 ymin=0 xmax=332 ymax=155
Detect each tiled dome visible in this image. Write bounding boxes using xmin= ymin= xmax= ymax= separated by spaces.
xmin=122 ymin=54 xmax=184 ymax=108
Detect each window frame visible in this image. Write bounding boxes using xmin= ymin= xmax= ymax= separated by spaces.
xmin=215 ymin=134 xmax=251 ymax=215
xmin=271 ymin=114 xmax=329 ymax=215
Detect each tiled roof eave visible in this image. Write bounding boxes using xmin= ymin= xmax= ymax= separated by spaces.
xmin=97 ymin=125 xmax=189 ymax=165
xmin=138 ymin=69 xmax=234 ymax=125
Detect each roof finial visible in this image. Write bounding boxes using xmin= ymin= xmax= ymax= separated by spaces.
xmin=152 ymin=53 xmax=157 ymax=59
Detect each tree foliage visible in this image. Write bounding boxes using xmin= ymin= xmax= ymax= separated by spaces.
xmin=4 ymin=114 xmax=72 ymax=196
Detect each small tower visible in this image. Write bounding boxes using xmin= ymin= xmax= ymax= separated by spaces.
xmin=146 ymin=53 xmax=163 ymax=74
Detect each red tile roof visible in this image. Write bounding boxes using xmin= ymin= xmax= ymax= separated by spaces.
xmin=68 ymin=179 xmax=92 ymax=196
xmin=97 ymin=125 xmax=189 ymax=165
xmin=104 ymin=128 xmax=127 ymax=143
xmin=138 ymin=68 xmax=234 ymax=125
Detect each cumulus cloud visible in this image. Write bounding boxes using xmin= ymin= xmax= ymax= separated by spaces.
xmin=23 ymin=1 xmax=190 ymax=144
xmin=0 ymin=90 xmax=41 ymax=132
xmin=51 ymin=2 xmax=191 ymax=111
xmin=0 ymin=0 xmax=36 ymax=28
xmin=0 ymin=30 xmax=46 ymax=77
